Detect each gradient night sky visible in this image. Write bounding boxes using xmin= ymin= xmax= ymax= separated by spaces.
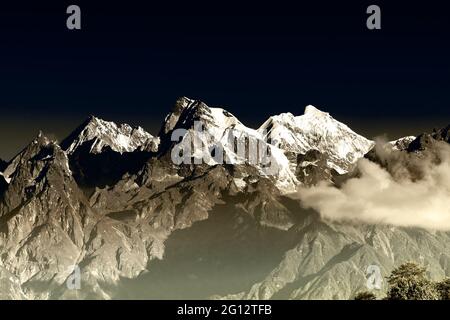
xmin=0 ymin=1 xmax=449 ymax=160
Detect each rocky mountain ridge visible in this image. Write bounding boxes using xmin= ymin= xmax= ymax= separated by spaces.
xmin=0 ymin=97 xmax=449 ymax=300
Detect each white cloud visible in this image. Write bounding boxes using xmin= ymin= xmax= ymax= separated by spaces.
xmin=296 ymin=141 xmax=450 ymax=230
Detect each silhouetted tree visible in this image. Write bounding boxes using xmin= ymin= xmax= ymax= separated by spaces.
xmin=436 ymin=278 xmax=450 ymax=300
xmin=354 ymin=291 xmax=377 ymax=300
xmin=386 ymin=262 xmax=439 ymax=300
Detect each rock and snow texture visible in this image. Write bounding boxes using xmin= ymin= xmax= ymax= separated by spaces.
xmin=258 ymin=105 xmax=374 ymax=174
xmin=61 ymin=116 xmax=159 ymax=155
xmin=389 ymin=136 xmax=416 ymax=151
xmin=1 ymin=132 xmax=70 ymax=184
xmin=0 ymin=96 xmax=449 ymax=300
xmin=159 ymin=98 xmax=375 ymax=193
xmin=159 ymin=97 xmax=299 ymax=193
xmin=51 ymin=98 xmax=373 ymax=194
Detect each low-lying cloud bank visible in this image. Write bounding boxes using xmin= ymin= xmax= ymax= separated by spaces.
xmin=296 ymin=140 xmax=450 ymax=230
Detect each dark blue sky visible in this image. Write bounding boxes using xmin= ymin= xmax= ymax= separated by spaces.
xmin=0 ymin=1 xmax=449 ymax=159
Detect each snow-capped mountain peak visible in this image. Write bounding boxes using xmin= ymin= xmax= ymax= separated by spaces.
xmin=159 ymin=97 xmax=299 ymax=193
xmin=259 ymin=105 xmax=374 ymax=174
xmin=61 ymin=116 xmax=159 ymax=155
xmin=1 ymin=132 xmax=70 ymax=184
xmin=389 ymin=136 xmax=416 ymax=151
xmin=304 ymin=104 xmax=329 ymax=117
xmin=158 ymin=98 xmax=377 ymax=192
xmin=160 ymin=97 xmax=253 ymax=136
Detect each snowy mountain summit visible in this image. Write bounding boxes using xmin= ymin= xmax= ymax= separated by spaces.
xmin=159 ymin=97 xmax=298 ymax=193
xmin=258 ymin=105 xmax=374 ymax=174
xmin=157 ymin=97 xmax=374 ymax=193
xmin=61 ymin=116 xmax=159 ymax=155
xmin=160 ymin=97 xmax=256 ymax=137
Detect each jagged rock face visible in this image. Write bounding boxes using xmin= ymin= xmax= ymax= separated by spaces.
xmin=294 ymin=149 xmax=336 ymax=187
xmin=0 ymin=267 xmax=25 ymax=299
xmin=1 ymin=134 xmax=73 ymax=210
xmin=408 ymin=125 xmax=450 ymax=152
xmin=135 ymin=165 xmax=237 ymax=231
xmin=0 ymin=134 xmax=93 ymax=298
xmin=90 ymin=159 xmax=295 ymax=232
xmin=365 ymin=126 xmax=450 ymax=182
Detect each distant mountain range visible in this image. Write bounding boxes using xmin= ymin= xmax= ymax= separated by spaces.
xmin=0 ymin=97 xmax=449 ymax=300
